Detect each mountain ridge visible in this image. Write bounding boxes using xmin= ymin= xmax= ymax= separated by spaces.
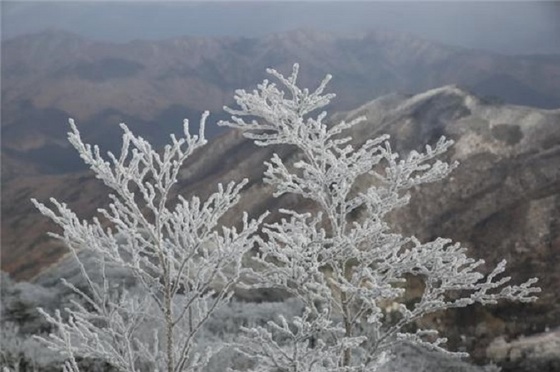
xmin=3 ymin=29 xmax=559 ymax=184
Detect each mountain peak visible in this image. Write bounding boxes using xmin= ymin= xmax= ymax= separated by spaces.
xmin=344 ymin=85 xmax=477 ymax=121
xmin=265 ymin=28 xmax=337 ymax=45
xmin=399 ymin=84 xmax=478 ymax=110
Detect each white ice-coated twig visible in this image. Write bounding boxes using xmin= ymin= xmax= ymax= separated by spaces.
xmin=32 ymin=113 xmax=266 ymax=372
xmin=219 ymin=64 xmax=540 ymax=371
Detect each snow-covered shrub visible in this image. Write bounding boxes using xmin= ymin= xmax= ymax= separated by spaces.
xmin=219 ymin=64 xmax=540 ymax=371
xmin=1 ymin=272 xmax=63 ymax=371
xmin=31 ymin=115 xmax=265 ymax=372
xmin=31 ymin=64 xmax=539 ymax=372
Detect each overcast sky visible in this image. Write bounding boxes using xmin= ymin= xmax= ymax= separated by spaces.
xmin=2 ymin=1 xmax=559 ymax=55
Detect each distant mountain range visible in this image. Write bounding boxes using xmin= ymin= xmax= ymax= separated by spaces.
xmin=2 ymin=29 xmax=559 ymax=178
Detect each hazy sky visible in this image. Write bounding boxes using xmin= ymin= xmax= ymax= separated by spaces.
xmin=2 ymin=1 xmax=560 ymax=55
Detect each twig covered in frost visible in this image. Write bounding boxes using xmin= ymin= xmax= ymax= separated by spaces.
xmin=32 ymin=114 xmax=266 ymax=372
xmin=219 ymin=64 xmax=540 ymax=371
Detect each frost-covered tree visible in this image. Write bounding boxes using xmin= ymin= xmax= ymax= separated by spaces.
xmin=31 ymin=64 xmax=540 ymax=372
xmin=218 ymin=64 xmax=540 ymax=371
xmin=31 ymin=114 xmax=265 ymax=372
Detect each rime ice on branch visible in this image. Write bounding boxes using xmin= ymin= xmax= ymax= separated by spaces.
xmin=32 ymin=64 xmax=539 ymax=372
xmin=219 ymin=64 xmax=540 ymax=371
xmin=32 ymin=114 xmax=266 ymax=372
